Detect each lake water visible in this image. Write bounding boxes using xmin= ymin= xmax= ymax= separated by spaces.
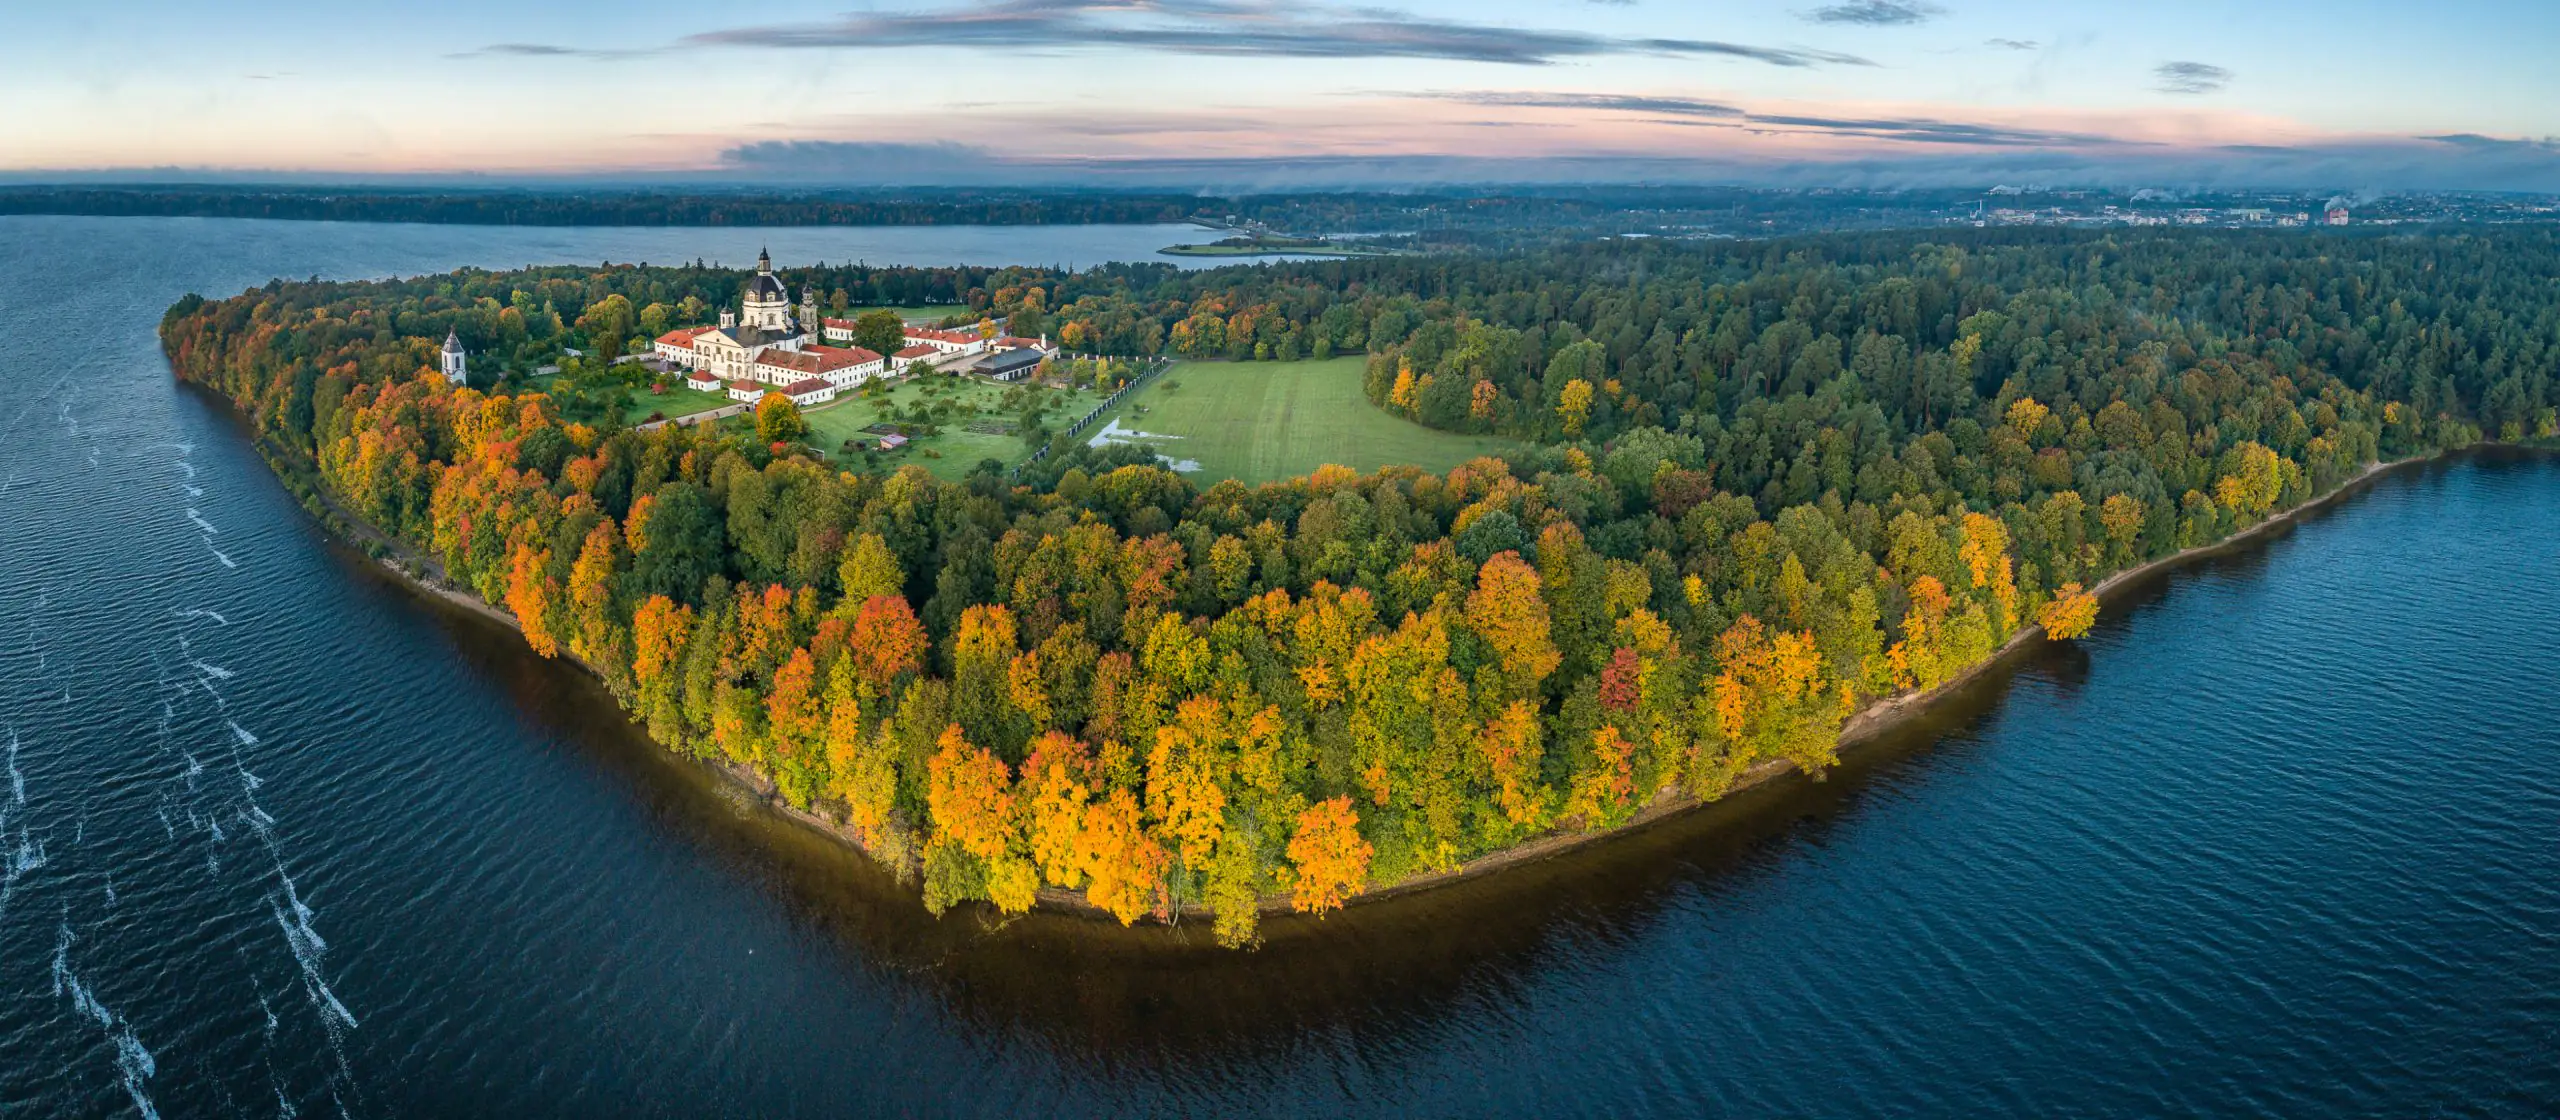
xmin=3 ymin=214 xmax=2558 ymax=1117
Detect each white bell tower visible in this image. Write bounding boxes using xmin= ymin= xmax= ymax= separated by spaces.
xmin=440 ymin=329 xmax=467 ymax=387
xmin=741 ymin=247 xmax=793 ymax=333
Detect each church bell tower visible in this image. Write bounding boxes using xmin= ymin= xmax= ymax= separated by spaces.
xmin=740 ymin=247 xmax=793 ymax=333
xmin=440 ymin=329 xmax=467 ymax=387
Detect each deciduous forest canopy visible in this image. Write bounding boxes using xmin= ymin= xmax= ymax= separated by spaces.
xmin=161 ymin=227 xmax=2549 ymax=946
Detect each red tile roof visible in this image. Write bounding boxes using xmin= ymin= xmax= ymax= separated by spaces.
xmin=656 ymin=326 xmax=711 ymax=346
xmin=894 ymin=344 xmax=939 ymax=359
xmin=729 ymin=380 xmax=762 ymax=392
xmin=905 ymin=327 xmax=980 ymax=344
xmin=784 ymin=377 xmax=833 ymax=395
xmin=757 ymin=345 xmax=882 ymax=375
xmin=813 ymin=344 xmax=884 ymax=365
xmin=995 ymin=336 xmax=1047 ymax=350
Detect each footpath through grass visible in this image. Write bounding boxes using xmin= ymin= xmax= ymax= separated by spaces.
xmin=1092 ymin=358 xmax=1509 ymax=485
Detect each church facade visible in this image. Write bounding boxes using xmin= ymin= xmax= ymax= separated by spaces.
xmin=652 ymin=249 xmax=886 ymax=392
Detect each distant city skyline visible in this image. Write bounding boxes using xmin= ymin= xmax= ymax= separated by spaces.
xmin=10 ymin=0 xmax=2560 ymax=189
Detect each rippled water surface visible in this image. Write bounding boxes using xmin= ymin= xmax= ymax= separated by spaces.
xmin=2 ymin=215 xmax=2558 ymax=1117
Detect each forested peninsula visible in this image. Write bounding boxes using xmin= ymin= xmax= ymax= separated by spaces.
xmin=161 ymin=228 xmax=2553 ymax=947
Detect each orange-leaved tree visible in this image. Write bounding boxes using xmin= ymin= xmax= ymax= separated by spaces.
xmin=1287 ymin=796 xmax=1373 ymax=915
xmin=1464 ymin=550 xmax=1561 ymax=698
xmin=2037 ymin=582 xmax=2100 ymax=640
xmin=924 ymin=724 xmax=1035 ymax=913
xmin=1076 ymin=787 xmax=1168 ymax=925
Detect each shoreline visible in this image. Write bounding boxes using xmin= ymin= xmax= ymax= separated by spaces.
xmin=311 ymin=437 xmax=2468 ymax=925
xmin=1333 ymin=450 xmax=2446 ymax=909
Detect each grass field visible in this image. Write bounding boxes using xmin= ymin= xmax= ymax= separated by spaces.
xmin=1091 ymin=358 xmax=1509 ymax=485
xmin=621 ymin=384 xmax=734 ymax=425
xmin=800 ymin=374 xmax=1105 ymax=480
xmin=847 ymin=304 xmax=971 ymax=325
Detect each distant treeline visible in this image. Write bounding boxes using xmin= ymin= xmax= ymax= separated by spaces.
xmin=6 ymin=184 xmax=2008 ymax=234
xmin=0 ymin=187 xmax=1217 ymax=227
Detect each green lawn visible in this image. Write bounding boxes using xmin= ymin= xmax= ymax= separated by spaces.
xmin=845 ymin=304 xmax=971 ymax=325
xmin=1091 ymin=358 xmax=1510 ymax=485
xmin=621 ymin=384 xmax=734 ymax=425
xmin=799 ymin=374 xmax=1104 ymax=480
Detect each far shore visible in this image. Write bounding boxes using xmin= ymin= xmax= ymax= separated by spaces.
xmin=301 ymin=433 xmax=2491 ymax=926
xmin=1157 ymin=242 xmax=1401 ymax=259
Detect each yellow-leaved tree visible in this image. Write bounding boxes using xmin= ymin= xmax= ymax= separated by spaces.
xmin=2037 ymin=582 xmax=2100 ymax=640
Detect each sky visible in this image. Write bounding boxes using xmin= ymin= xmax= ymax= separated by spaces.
xmin=8 ymin=0 xmax=2560 ymax=190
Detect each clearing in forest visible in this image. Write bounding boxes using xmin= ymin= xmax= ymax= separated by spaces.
xmin=1091 ymin=358 xmax=1509 ymax=485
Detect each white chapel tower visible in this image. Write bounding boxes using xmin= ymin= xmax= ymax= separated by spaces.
xmin=440 ymin=329 xmax=467 ymax=386
xmin=741 ymin=248 xmax=794 ymax=332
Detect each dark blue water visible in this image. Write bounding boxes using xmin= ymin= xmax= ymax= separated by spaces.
xmin=2 ymin=214 xmax=2557 ymax=1117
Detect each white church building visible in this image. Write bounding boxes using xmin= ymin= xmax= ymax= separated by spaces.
xmin=653 ymin=249 xmax=886 ymax=393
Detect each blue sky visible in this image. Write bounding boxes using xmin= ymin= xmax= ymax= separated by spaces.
xmin=9 ymin=0 xmax=2559 ymax=188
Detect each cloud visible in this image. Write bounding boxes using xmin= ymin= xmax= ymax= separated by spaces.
xmin=2421 ymin=132 xmax=2560 ymax=153
xmin=2153 ymin=61 xmax=2232 ymax=95
xmin=1745 ymin=113 xmax=2119 ymax=147
xmin=1407 ymin=91 xmax=2119 ymax=147
xmin=1985 ymin=38 xmax=2039 ymax=51
xmin=456 ymin=43 xmax=620 ymax=59
xmin=640 ymin=0 xmax=1875 ymax=67
xmin=1801 ymin=0 xmax=1942 ymax=26
xmin=471 ymin=43 xmax=584 ymax=56
xmin=1428 ymin=92 xmax=1747 ymax=119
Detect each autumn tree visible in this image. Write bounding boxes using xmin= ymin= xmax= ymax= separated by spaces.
xmin=1465 ymin=550 xmax=1562 ymax=698
xmin=924 ymin=724 xmax=1035 ymax=914
xmin=1020 ymin=731 xmax=1094 ymax=887
xmin=506 ymin=540 xmax=560 ymax=658
xmin=1077 ymin=787 xmax=1169 ymax=925
xmin=846 ymin=594 xmax=927 ymax=696
xmin=1556 ymin=378 xmax=1595 ymax=437
xmin=756 ymin=393 xmax=810 ymax=445
xmin=1287 ymin=797 xmax=1373 ymax=915
xmin=1477 ymin=701 xmax=1548 ymax=831
xmin=567 ymin=518 xmax=625 ymax=671
xmin=766 ymin=649 xmax=822 ymax=791
xmin=1707 ymin=615 xmax=1847 ymax=782
xmin=837 ymin=532 xmax=904 ymax=604
xmin=2037 ymin=582 xmax=2100 ymax=640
